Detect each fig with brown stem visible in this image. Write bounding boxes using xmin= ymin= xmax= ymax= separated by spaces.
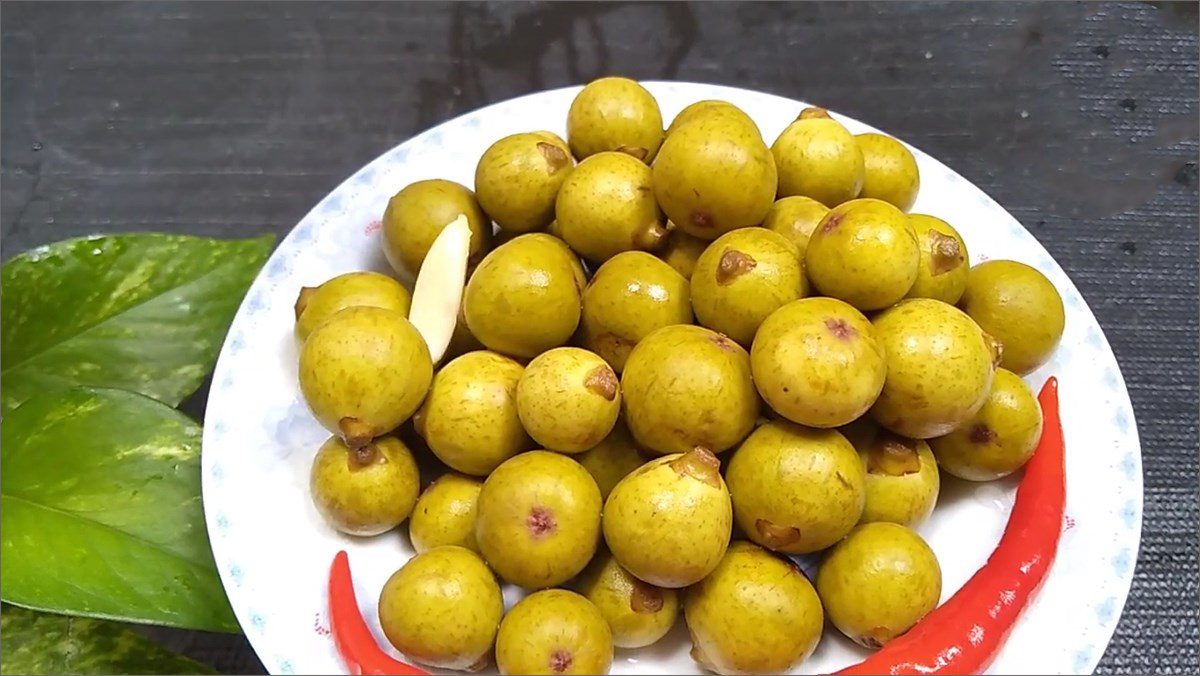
xmin=567 ymin=77 xmax=664 ymax=162
xmin=772 ymin=107 xmax=864 ymax=207
xmin=298 ymin=306 xmax=432 ymax=449
xmin=905 ymin=214 xmax=969 ymax=304
xmin=930 ymin=368 xmax=1044 ymax=481
xmin=576 ymin=550 xmax=679 ymax=649
xmin=516 ymin=347 xmax=622 ymax=453
xmin=581 ymin=252 xmax=693 ymax=374
xmin=294 ymin=271 xmax=412 ymax=341
xmin=602 ymin=447 xmax=733 ymax=588
xmin=816 ymin=522 xmax=942 ymax=649
xmin=853 ymin=424 xmax=940 ymax=527
xmin=555 ymin=151 xmax=668 ymax=263
xmin=726 ymin=421 xmax=865 ymax=554
xmin=960 ymin=259 xmax=1066 ymax=375
xmin=620 ymin=324 xmax=759 ymax=455
xmin=685 ymin=541 xmax=824 ymax=674
xmin=690 ymin=227 xmax=807 ymax=346
xmin=475 ymin=131 xmax=574 ymax=233
xmin=310 ymin=435 xmax=420 ymax=537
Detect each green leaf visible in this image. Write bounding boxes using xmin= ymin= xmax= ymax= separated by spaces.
xmin=1 ymin=233 xmax=274 ymax=412
xmin=1 ymin=605 xmax=216 ymax=675
xmin=1 ymin=388 xmax=239 ymax=633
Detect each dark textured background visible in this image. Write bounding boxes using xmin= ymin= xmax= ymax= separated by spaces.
xmin=2 ymin=2 xmax=1197 ymax=674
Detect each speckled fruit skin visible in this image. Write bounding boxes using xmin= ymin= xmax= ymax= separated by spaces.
xmin=495 ymin=589 xmax=613 ymax=676
xmin=581 ymin=251 xmax=693 ymax=373
xmin=556 ymin=151 xmax=672 ymax=262
xmin=760 ymin=196 xmax=830 ymax=262
xmin=805 ymin=198 xmax=920 ymax=311
xmin=930 ymin=368 xmax=1044 ymax=481
xmin=690 ymin=227 xmax=807 ymax=346
xmin=298 ymin=306 xmax=432 ymax=447
xmin=309 ymin=435 xmax=419 ymax=536
xmin=463 ymin=233 xmax=583 ymax=359
xmin=684 ymin=541 xmax=824 ymax=675
xmin=567 ymin=77 xmax=664 ymax=162
xmin=556 ymin=152 xmax=667 ymax=263
xmin=474 ymin=132 xmax=574 ymax=233
xmin=750 ymin=297 xmax=886 ymax=428
xmin=657 ymin=228 xmax=709 ymax=279
xmin=576 ymin=550 xmax=680 ymax=649
xmin=652 ymin=114 xmax=777 ymax=240
xmin=516 ymin=347 xmax=621 ymax=453
xmin=380 ymin=179 xmax=493 ymax=276
xmin=576 ymin=420 xmax=647 ymax=500
xmin=961 ymin=259 xmax=1066 ymax=375
xmin=378 ymin=546 xmax=503 ymax=671
xmin=905 ymin=213 xmax=970 ymax=304
xmin=416 ymin=350 xmax=531 ymax=476
xmin=816 ymin=522 xmax=942 ymax=649
xmin=408 ymin=473 xmax=484 ymax=553
xmin=870 ymin=298 xmax=996 ymax=439
xmin=294 ymin=271 xmax=411 ymax=341
xmin=475 ymin=451 xmax=602 ymax=589
xmin=603 ymin=448 xmax=733 ymax=588
xmin=856 ymin=133 xmax=921 ymax=212
xmin=726 ymin=421 xmax=865 ymax=554
xmin=666 ymin=100 xmax=760 ymax=138
xmin=772 ymin=115 xmax=864 ymax=207
xmin=620 ymin=324 xmax=759 ymax=455
xmin=854 ymin=429 xmax=940 ymax=527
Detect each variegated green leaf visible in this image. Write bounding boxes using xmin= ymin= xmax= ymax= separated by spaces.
xmin=1 ymin=388 xmax=238 ymax=632
xmin=1 ymin=233 xmax=274 ymax=412
xmin=0 ymin=605 xmax=216 ymax=675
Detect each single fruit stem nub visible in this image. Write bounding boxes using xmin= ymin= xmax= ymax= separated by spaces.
xmin=339 ymin=417 xmax=375 ymax=451
xmin=294 ymin=287 xmax=317 ymax=321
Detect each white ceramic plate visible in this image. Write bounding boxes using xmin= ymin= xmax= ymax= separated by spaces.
xmin=202 ymin=82 xmax=1142 ymax=675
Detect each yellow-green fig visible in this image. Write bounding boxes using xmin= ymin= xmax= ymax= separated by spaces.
xmin=555 ymin=151 xmax=668 ymax=262
xmin=495 ymin=589 xmax=613 ymax=675
xmin=310 ymin=435 xmax=419 ymax=536
xmin=476 ymin=451 xmax=602 ymax=589
xmin=381 ymin=179 xmax=492 ymax=275
xmin=690 ymin=227 xmax=806 ymax=346
xmin=856 ymin=133 xmax=920 ymax=212
xmin=772 ymin=108 xmax=864 ymax=207
xmin=294 ymin=271 xmax=412 ymax=342
xmin=567 ymin=77 xmax=664 ymax=162
xmin=299 ymin=306 xmax=432 ymax=448
xmin=475 ymin=132 xmax=573 ymax=233
xmin=603 ymin=448 xmax=733 ymax=588
xmin=685 ymin=541 xmax=824 ymax=675
xmin=576 ymin=551 xmax=679 ymax=649
xmin=378 ymin=546 xmax=503 ymax=671
xmin=620 ymin=324 xmax=759 ymax=455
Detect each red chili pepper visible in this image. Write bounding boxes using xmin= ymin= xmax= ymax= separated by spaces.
xmin=328 ymin=550 xmax=429 ymax=675
xmin=836 ymin=376 xmax=1065 ymax=675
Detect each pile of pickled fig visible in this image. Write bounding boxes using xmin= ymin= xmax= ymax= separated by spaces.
xmin=293 ymin=76 xmax=1066 ymax=675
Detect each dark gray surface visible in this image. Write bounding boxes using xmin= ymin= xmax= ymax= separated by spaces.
xmin=2 ymin=2 xmax=1197 ymax=674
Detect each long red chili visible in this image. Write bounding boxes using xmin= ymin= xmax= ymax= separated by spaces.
xmin=836 ymin=376 xmax=1066 ymax=675
xmin=328 ymin=550 xmax=429 ymax=675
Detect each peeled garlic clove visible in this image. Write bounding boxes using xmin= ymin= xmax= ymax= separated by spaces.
xmin=408 ymin=214 xmax=471 ymax=364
